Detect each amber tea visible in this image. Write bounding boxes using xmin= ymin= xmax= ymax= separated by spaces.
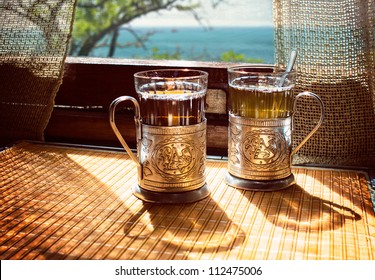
xmin=137 ymin=82 xmax=205 ymax=126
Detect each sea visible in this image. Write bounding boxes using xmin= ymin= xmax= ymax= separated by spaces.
xmin=90 ymin=26 xmax=275 ymax=64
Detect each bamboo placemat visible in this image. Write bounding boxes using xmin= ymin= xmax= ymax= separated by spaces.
xmin=0 ymin=142 xmax=374 ymax=260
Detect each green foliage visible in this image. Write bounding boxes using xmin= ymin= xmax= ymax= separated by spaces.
xmin=220 ymin=50 xmax=264 ymax=63
xmin=149 ymin=47 xmax=182 ymax=60
xmin=146 ymin=48 xmax=264 ymax=63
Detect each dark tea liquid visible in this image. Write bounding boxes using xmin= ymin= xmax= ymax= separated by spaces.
xmin=138 ymin=82 xmax=205 ymax=126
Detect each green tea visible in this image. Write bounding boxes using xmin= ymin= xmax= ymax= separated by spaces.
xmin=229 ymin=85 xmax=294 ymax=119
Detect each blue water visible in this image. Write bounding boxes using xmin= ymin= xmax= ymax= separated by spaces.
xmin=91 ymin=26 xmax=274 ymax=63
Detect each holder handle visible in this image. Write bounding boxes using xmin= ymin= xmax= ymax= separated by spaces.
xmin=291 ymin=91 xmax=325 ymax=158
xmin=109 ymin=96 xmax=142 ymax=169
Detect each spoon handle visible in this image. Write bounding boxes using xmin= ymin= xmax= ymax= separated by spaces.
xmin=277 ymin=49 xmax=297 ymax=87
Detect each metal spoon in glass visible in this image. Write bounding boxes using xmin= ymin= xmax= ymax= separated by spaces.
xmin=277 ymin=49 xmax=297 ymax=87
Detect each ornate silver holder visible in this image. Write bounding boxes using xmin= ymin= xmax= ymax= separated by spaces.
xmin=133 ymin=122 xmax=210 ymax=203
xmin=225 ymin=92 xmax=324 ymax=192
xmin=133 ymin=120 xmax=208 ymax=203
xmin=225 ymin=115 xmax=296 ymax=191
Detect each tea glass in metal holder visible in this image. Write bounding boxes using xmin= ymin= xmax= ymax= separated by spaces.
xmin=225 ymin=66 xmax=325 ymax=191
xmin=109 ymin=69 xmax=209 ymax=203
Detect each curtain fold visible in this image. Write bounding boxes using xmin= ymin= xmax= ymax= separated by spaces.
xmin=273 ymin=0 xmax=375 ymax=167
xmin=0 ymin=0 xmax=77 ymax=146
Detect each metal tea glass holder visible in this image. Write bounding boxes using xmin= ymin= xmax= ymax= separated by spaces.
xmin=225 ymin=66 xmax=325 ymax=191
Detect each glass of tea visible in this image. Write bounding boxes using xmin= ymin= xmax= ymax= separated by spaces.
xmin=134 ymin=69 xmax=207 ymax=126
xmin=228 ymin=66 xmax=296 ymax=119
xmin=109 ymin=69 xmax=209 ymax=204
xmin=225 ymin=65 xmax=324 ymax=191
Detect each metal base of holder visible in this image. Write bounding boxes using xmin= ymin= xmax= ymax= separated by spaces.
xmin=133 ymin=183 xmax=210 ymax=204
xmin=225 ymin=172 xmax=295 ymax=191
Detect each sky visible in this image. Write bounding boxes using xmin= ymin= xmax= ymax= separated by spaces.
xmin=131 ymin=0 xmax=273 ymax=27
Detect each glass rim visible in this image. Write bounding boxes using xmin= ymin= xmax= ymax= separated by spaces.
xmin=134 ymin=68 xmax=208 ymax=80
xmin=227 ymin=65 xmax=296 ymax=75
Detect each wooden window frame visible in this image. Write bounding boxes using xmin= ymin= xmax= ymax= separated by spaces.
xmin=45 ymin=57 xmax=270 ymax=156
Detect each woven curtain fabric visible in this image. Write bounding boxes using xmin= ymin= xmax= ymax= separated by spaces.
xmin=0 ymin=0 xmax=76 ymax=145
xmin=273 ymin=0 xmax=375 ymax=167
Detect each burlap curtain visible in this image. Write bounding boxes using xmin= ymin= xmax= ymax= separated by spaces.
xmin=273 ymin=0 xmax=375 ymax=167
xmin=0 ymin=0 xmax=76 ymax=146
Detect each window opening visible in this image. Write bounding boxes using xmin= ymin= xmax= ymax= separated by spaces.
xmin=69 ymin=0 xmax=274 ymax=63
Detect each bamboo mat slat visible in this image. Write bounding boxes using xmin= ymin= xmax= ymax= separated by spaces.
xmin=0 ymin=142 xmax=374 ymax=260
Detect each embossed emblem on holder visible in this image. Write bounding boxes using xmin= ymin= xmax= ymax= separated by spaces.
xmin=243 ymin=130 xmax=284 ymax=165
xmin=154 ymin=139 xmax=195 ymax=176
